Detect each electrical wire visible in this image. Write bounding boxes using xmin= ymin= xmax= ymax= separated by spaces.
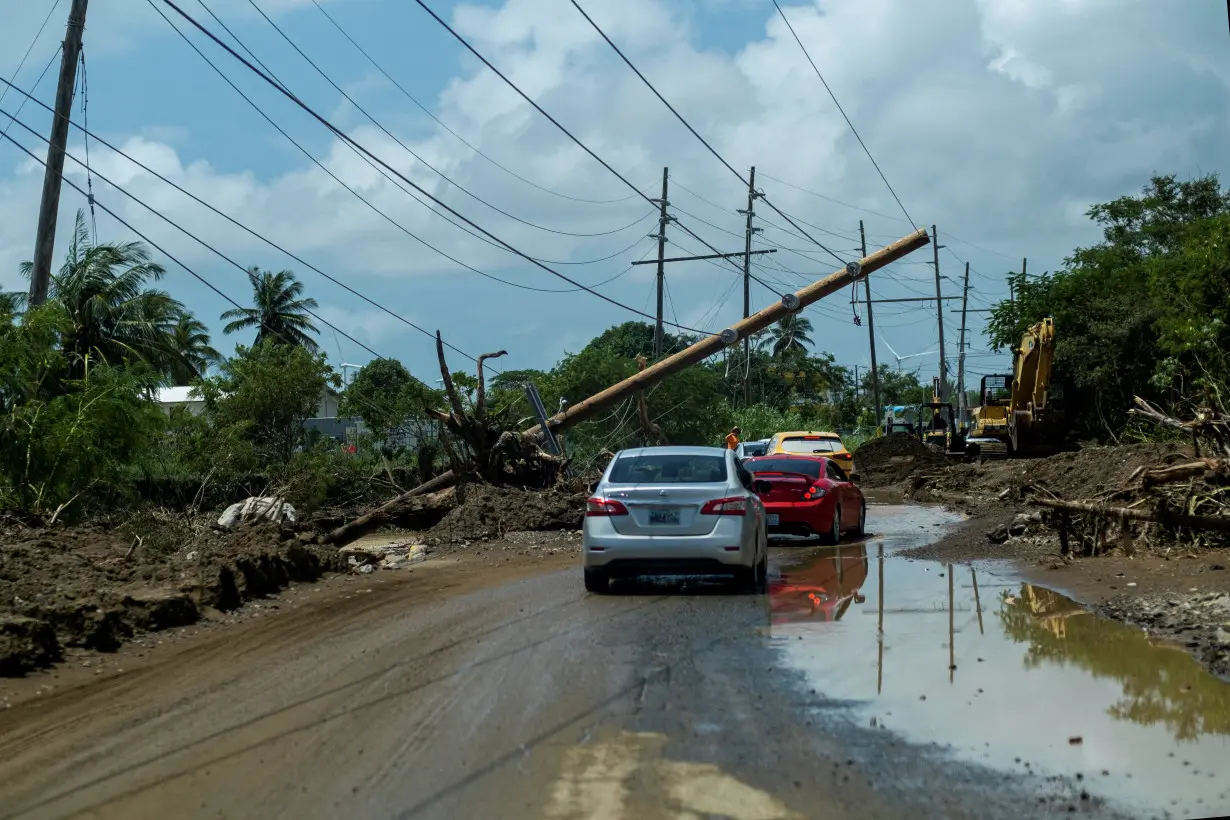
xmin=307 ymin=0 xmax=643 ymax=207
xmin=0 ymin=0 xmax=62 ymax=115
xmin=0 ymin=43 xmax=61 ymax=148
xmin=769 ymin=0 xmax=914 ymax=228
xmin=156 ymin=0 xmax=715 ymax=335
xmin=565 ymin=0 xmax=849 ymax=266
xmin=191 ymin=0 xmax=655 ymax=268
xmin=77 ymin=48 xmax=97 ymax=239
xmin=243 ymin=0 xmax=655 ymax=239
xmin=404 ymin=0 xmax=814 ymax=298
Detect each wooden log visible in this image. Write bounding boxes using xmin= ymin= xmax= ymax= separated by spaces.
xmin=1030 ymin=496 xmax=1230 ymax=533
xmin=1140 ymin=458 xmax=1230 ymax=488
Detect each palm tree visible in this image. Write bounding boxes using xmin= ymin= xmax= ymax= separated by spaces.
xmin=763 ymin=314 xmax=815 ymax=358
xmin=168 ymin=313 xmax=221 ymax=385
xmin=221 ymin=267 xmax=320 ymax=352
xmin=19 ymin=210 xmax=185 ymax=377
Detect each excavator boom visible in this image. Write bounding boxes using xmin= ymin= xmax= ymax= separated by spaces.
xmin=966 ymin=317 xmax=1063 ymax=457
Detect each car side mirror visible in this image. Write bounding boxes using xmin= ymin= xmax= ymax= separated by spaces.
xmin=848 ymin=472 xmax=860 ymax=484
xmin=753 ymin=479 xmax=772 ymax=493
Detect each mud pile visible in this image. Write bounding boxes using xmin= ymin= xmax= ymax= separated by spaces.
xmin=0 ymin=522 xmax=343 ymax=676
xmin=426 ymin=485 xmax=586 ymax=544
xmin=853 ymin=434 xmax=947 ymax=486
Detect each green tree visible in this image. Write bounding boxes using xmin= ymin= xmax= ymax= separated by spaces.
xmin=761 ymin=314 xmax=814 ymax=358
xmin=167 ymin=313 xmax=221 ymax=385
xmin=19 ymin=210 xmax=185 ymax=380
xmin=986 ymin=173 xmax=1230 ymax=437
xmin=584 ymin=321 xmax=692 ymax=360
xmin=339 ymin=358 xmax=440 ymax=446
xmin=198 ymin=341 xmax=339 ymax=464
xmin=221 ymin=267 xmax=320 ymax=353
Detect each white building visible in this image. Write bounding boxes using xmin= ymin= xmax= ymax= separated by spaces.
xmin=154 ymin=386 xmax=342 ymax=422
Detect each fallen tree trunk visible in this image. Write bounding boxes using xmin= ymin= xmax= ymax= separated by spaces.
xmin=1030 ymin=496 xmax=1230 ymax=533
xmin=1139 ymin=458 xmax=1230 ymax=488
xmin=322 ymin=227 xmax=930 ymax=547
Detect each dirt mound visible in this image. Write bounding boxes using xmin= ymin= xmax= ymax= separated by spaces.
xmin=854 ymin=434 xmax=947 ymax=486
xmin=426 ymin=485 xmax=586 ymax=544
xmin=0 ymin=521 xmax=343 ymax=676
xmin=909 ymin=443 xmax=1194 ymax=503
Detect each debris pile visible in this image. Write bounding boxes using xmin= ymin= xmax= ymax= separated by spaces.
xmin=1028 ymin=398 xmax=1230 ymax=558
xmin=339 ymin=542 xmax=428 ymax=573
xmin=425 ymin=484 xmax=586 ymax=545
xmin=0 ymin=521 xmax=342 ymax=676
xmin=854 ymin=434 xmax=947 ymax=486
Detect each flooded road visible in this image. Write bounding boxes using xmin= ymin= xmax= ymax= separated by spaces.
xmin=0 ymin=505 xmax=1226 ymax=819
xmin=771 ymin=505 xmax=1230 ymax=820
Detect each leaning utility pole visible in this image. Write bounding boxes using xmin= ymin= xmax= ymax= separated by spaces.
xmin=652 ymin=167 xmax=670 ymax=358
xmin=930 ymin=225 xmax=948 ymax=405
xmin=860 ymin=220 xmax=880 ymax=420
xmin=29 ymin=0 xmax=89 ymax=308
xmin=956 ymin=261 xmax=970 ymax=423
xmin=325 ymin=227 xmax=933 ymax=545
xmin=738 ymin=166 xmax=761 ymax=404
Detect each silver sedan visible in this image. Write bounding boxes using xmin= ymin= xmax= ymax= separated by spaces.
xmin=582 ymin=445 xmax=769 ymax=594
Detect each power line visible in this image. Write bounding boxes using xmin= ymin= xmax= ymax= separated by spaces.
xmin=0 ymin=96 xmax=650 ymax=376
xmin=242 ymin=0 xmax=654 ymax=240
xmin=0 ymin=38 xmax=62 ymax=148
xmin=191 ymin=0 xmax=654 ymax=267
xmin=0 ymin=0 xmax=62 ymax=115
xmin=157 ymin=0 xmax=715 ymax=335
xmin=769 ymin=0 xmax=915 ymax=228
xmin=565 ymin=0 xmax=849 ymax=267
xmin=306 ymin=0 xmax=643 ymax=207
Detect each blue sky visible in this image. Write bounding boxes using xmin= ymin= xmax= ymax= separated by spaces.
xmin=2 ymin=0 xmax=1228 ymax=389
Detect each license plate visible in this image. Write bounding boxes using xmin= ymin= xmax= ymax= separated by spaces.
xmin=648 ymin=509 xmax=680 ymax=525
xmin=766 ymin=514 xmax=779 ymax=526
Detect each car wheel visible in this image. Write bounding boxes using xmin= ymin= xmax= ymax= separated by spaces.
xmin=853 ymin=501 xmax=867 ymax=537
xmin=824 ymin=507 xmax=841 ymax=545
xmin=754 ymin=548 xmax=768 ymax=594
xmin=584 ymin=568 xmax=609 ymax=594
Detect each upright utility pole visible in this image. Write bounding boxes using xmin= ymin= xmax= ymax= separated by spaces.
xmin=930 ymin=225 xmax=948 ymax=405
xmin=956 ymin=261 xmax=970 ymax=424
xmin=860 ymin=220 xmax=880 ymax=421
xmin=30 ymin=0 xmax=90 ymax=308
xmin=652 ymin=166 xmax=670 ymax=358
xmin=739 ymin=166 xmax=760 ymax=405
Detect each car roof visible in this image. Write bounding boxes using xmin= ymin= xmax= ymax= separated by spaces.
xmin=613 ymin=445 xmax=730 ymax=458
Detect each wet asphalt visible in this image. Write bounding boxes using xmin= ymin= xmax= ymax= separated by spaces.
xmin=3 ymin=505 xmax=1228 ymax=819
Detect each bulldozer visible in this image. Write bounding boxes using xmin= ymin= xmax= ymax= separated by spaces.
xmin=915 ymin=376 xmax=964 ymax=454
xmin=965 ymin=317 xmax=1066 ymax=458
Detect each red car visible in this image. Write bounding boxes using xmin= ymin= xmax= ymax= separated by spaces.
xmin=744 ymin=455 xmax=866 ymax=542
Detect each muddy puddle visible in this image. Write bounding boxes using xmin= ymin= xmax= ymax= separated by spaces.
xmin=770 ymin=505 xmax=1230 ymax=820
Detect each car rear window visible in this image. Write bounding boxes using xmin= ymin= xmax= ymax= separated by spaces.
xmin=607 ymin=453 xmax=728 ymax=484
xmin=780 ymin=436 xmax=842 ymax=454
xmin=747 ymin=458 xmax=823 ymax=478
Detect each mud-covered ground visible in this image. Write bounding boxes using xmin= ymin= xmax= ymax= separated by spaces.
xmin=1 ymin=485 xmax=587 ymax=677
xmin=853 ymin=436 xmax=1230 ymax=679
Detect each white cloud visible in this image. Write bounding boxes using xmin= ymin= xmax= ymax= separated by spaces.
xmin=3 ymin=0 xmax=1229 ymax=378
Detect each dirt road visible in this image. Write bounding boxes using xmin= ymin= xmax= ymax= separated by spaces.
xmin=3 ymin=507 xmax=1224 ymax=819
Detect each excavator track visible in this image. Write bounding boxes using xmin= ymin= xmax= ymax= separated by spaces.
xmin=964 ymin=439 xmax=1011 ymax=460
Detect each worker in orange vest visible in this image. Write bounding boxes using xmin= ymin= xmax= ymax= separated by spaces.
xmin=724 ymin=426 xmax=741 ymax=450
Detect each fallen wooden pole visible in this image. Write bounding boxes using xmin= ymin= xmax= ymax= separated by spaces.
xmin=1140 ymin=458 xmax=1230 ymax=488
xmin=324 ymin=228 xmax=930 ymax=546
xmin=1030 ymin=496 xmax=1230 ymax=533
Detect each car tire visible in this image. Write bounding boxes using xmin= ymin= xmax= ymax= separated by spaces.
xmin=754 ymin=548 xmax=768 ymax=595
xmin=853 ymin=501 xmax=867 ymax=538
xmin=584 ymin=568 xmax=609 ymax=594
xmin=824 ymin=507 xmax=841 ymax=545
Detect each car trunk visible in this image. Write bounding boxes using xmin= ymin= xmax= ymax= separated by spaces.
xmin=605 ymin=483 xmax=726 ymax=536
xmin=752 ymin=472 xmax=814 ymax=504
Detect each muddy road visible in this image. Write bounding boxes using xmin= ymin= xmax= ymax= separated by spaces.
xmin=2 ymin=506 xmax=1228 ymax=819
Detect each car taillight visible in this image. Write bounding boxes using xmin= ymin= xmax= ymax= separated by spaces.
xmin=586 ymin=497 xmax=628 ymax=516
xmin=803 ymin=482 xmax=827 ymax=501
xmin=700 ymin=497 xmax=748 ymax=516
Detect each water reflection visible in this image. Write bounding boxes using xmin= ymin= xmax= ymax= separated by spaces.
xmin=769 ymin=545 xmax=868 ymax=624
xmin=999 ymin=583 xmax=1230 ymax=741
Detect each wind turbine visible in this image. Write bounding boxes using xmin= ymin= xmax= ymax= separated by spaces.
xmin=879 ymin=335 xmax=937 ymax=372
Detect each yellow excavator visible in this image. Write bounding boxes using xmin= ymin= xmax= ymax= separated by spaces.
xmin=965 ymin=317 xmax=1065 ymax=458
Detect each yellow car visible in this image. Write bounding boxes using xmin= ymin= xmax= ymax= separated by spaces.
xmin=764 ymin=431 xmax=855 ymax=476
